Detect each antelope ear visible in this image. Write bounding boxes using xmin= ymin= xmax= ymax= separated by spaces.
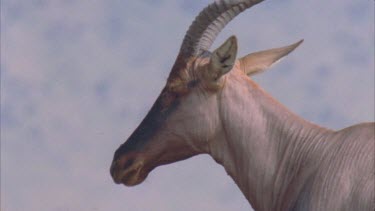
xmin=239 ymin=39 xmax=303 ymax=76
xmin=207 ymin=36 xmax=238 ymax=80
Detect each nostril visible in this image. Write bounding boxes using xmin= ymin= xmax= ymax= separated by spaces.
xmin=123 ymin=158 xmax=134 ymax=170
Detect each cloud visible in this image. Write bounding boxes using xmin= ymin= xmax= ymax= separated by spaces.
xmin=1 ymin=0 xmax=373 ymax=211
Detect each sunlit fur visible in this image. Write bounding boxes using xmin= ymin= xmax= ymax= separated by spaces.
xmin=208 ymin=65 xmax=374 ymax=210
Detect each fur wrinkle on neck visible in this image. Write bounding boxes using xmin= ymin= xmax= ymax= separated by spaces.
xmin=209 ymin=73 xmax=333 ymax=211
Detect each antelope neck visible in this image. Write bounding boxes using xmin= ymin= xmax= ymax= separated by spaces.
xmin=208 ymin=72 xmax=332 ymax=211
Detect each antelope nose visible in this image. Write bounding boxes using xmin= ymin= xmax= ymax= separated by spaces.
xmin=110 ymin=160 xmax=122 ymax=184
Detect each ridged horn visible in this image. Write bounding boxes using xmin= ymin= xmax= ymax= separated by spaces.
xmin=170 ymin=0 xmax=264 ymax=75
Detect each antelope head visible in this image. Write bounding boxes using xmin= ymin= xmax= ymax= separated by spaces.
xmin=110 ymin=0 xmax=302 ymax=186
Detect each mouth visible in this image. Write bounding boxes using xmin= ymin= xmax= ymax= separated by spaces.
xmin=111 ymin=159 xmax=149 ymax=186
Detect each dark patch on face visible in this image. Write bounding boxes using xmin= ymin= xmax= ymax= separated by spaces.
xmin=113 ymin=88 xmax=180 ymax=162
xmin=113 ymin=53 xmax=211 ymax=162
xmin=187 ymin=79 xmax=199 ymax=88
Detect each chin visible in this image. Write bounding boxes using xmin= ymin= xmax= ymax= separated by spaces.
xmin=119 ymin=167 xmax=149 ymax=187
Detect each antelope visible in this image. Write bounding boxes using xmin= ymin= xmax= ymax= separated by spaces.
xmin=110 ymin=0 xmax=375 ymax=210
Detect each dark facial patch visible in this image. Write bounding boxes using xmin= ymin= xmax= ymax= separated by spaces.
xmin=187 ymin=79 xmax=200 ymax=88
xmin=113 ymin=88 xmax=180 ymax=162
xmin=113 ymin=54 xmax=212 ymax=162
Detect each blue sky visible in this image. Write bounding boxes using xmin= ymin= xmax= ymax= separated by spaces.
xmin=1 ymin=1 xmax=374 ymax=211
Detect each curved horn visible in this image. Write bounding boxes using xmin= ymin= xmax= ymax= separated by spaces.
xmin=180 ymin=0 xmax=263 ymax=56
xmin=169 ymin=0 xmax=264 ymax=81
xmin=180 ymin=0 xmax=263 ymax=57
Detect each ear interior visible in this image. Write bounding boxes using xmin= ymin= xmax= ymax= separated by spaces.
xmin=208 ymin=36 xmax=238 ymax=80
